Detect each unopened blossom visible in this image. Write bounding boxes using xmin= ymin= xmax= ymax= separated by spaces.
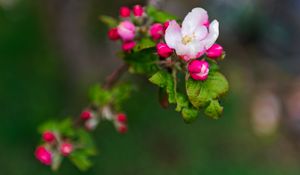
xmin=35 ymin=146 xmax=52 ymax=165
xmin=150 ymin=23 xmax=164 ymax=40
xmin=117 ymin=113 xmax=127 ymax=123
xmin=60 ymin=142 xmax=73 ymax=156
xmin=122 ymin=41 xmax=136 ymax=52
xmin=81 ymin=110 xmax=93 ymax=120
xmin=108 ymin=28 xmax=120 ymax=41
xmin=133 ymin=5 xmax=144 ymax=17
xmin=42 ymin=131 xmax=56 ymax=143
xmin=188 ymin=60 xmax=210 ymax=81
xmin=117 ymin=21 xmax=136 ymax=41
xmin=206 ymin=43 xmax=223 ymax=59
xmin=165 ymin=8 xmax=219 ymax=61
xmin=156 ymin=42 xmax=173 ymax=58
xmin=119 ymin=6 xmax=131 ymax=18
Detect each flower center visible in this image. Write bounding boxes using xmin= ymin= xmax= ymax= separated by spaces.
xmin=182 ymin=35 xmax=192 ymax=45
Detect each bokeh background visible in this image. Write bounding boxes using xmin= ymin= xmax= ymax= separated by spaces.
xmin=1 ymin=0 xmax=300 ymax=174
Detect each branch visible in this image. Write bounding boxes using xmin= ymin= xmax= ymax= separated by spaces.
xmin=103 ymin=63 xmax=129 ymax=89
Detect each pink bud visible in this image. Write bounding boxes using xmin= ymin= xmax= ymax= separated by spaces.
xmin=119 ymin=6 xmax=131 ymax=18
xmin=122 ymin=41 xmax=136 ymax=52
xmin=80 ymin=110 xmax=92 ymax=120
xmin=163 ymin=21 xmax=170 ymax=31
xmin=108 ymin=28 xmax=120 ymax=41
xmin=188 ymin=60 xmax=210 ymax=81
xmin=149 ymin=23 xmax=164 ymax=40
xmin=117 ymin=113 xmax=127 ymax=123
xmin=42 ymin=131 xmax=55 ymax=143
xmin=156 ymin=43 xmax=173 ymax=58
xmin=60 ymin=142 xmax=73 ymax=156
xmin=35 ymin=146 xmax=52 ymax=165
xmin=206 ymin=44 xmax=223 ymax=59
xmin=117 ymin=21 xmax=136 ymax=41
xmin=118 ymin=124 xmax=128 ymax=134
xmin=132 ymin=5 xmax=144 ymax=17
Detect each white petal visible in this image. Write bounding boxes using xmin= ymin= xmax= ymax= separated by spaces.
xmin=165 ymin=20 xmax=182 ymax=49
xmin=181 ymin=8 xmax=208 ymax=36
xmin=202 ymin=20 xmax=219 ymax=49
xmin=193 ymin=25 xmax=208 ymax=40
xmin=176 ymin=40 xmax=205 ymax=59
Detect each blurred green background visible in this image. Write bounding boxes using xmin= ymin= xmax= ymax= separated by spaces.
xmin=1 ymin=0 xmax=300 ymax=174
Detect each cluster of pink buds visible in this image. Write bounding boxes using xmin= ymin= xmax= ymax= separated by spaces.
xmin=35 ymin=130 xmax=74 ymax=166
xmin=114 ymin=113 xmax=128 ymax=134
xmin=107 ymin=4 xmax=146 ymax=52
xmin=80 ymin=109 xmax=99 ymax=131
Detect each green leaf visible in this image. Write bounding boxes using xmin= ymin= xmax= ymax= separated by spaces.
xmin=186 ymin=72 xmax=229 ymax=108
xmin=77 ymin=129 xmax=97 ymax=156
xmin=124 ymin=48 xmax=159 ymax=75
xmin=146 ymin=5 xmax=177 ymax=23
xmin=175 ymin=93 xmax=189 ymax=112
xmin=99 ymin=15 xmax=118 ymax=28
xmin=38 ymin=120 xmax=58 ymax=134
xmin=89 ymin=85 xmax=112 ymax=106
xmin=69 ymin=151 xmax=93 ymax=171
xmin=134 ymin=38 xmax=156 ymax=52
xmin=182 ymin=107 xmax=199 ymax=123
xmin=205 ymin=58 xmax=219 ymax=73
xmin=149 ymin=70 xmax=176 ymax=103
xmin=204 ymin=100 xmax=223 ymax=119
xmin=59 ymin=118 xmax=75 ymax=137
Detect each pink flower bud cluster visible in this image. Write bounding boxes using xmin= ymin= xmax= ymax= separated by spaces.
xmin=114 ymin=113 xmax=128 ymax=134
xmin=107 ymin=4 xmax=146 ymax=52
xmin=35 ymin=130 xmax=74 ymax=166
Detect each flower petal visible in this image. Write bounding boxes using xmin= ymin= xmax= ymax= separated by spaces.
xmin=165 ymin=20 xmax=182 ymax=49
xmin=202 ymin=20 xmax=219 ymax=49
xmin=193 ymin=25 xmax=208 ymax=40
xmin=176 ymin=40 xmax=205 ymax=60
xmin=181 ymin=8 xmax=208 ymax=36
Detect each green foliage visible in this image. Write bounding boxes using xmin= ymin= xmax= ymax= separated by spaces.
xmin=149 ymin=70 xmax=200 ymax=122
xmin=124 ymin=48 xmax=159 ymax=75
xmin=99 ymin=15 xmax=118 ymax=28
xmin=134 ymin=38 xmax=156 ymax=52
xmin=146 ymin=5 xmax=177 ymax=23
xmin=204 ymin=100 xmax=223 ymax=119
xmin=89 ymin=85 xmax=112 ymax=106
xmin=149 ymin=70 xmax=176 ymax=103
xmin=186 ymin=72 xmax=229 ymax=119
xmin=69 ymin=150 xmax=93 ymax=171
xmin=89 ymin=83 xmax=133 ymax=111
xmin=38 ymin=118 xmax=75 ymax=137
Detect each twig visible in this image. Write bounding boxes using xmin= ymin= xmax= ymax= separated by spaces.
xmin=103 ymin=63 xmax=129 ymax=89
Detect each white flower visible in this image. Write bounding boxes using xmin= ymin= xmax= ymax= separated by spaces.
xmin=165 ymin=8 xmax=219 ymax=61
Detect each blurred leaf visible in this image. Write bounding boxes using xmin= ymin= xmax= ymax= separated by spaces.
xmin=77 ymin=129 xmax=97 ymax=156
xmin=59 ymin=118 xmax=75 ymax=137
xmin=38 ymin=120 xmax=58 ymax=134
xmin=186 ymin=72 xmax=229 ymax=108
xmin=146 ymin=5 xmax=177 ymax=23
xmin=182 ymin=107 xmax=199 ymax=123
xmin=204 ymin=100 xmax=223 ymax=119
xmin=111 ymin=83 xmax=133 ymax=111
xmin=69 ymin=151 xmax=93 ymax=171
xmin=134 ymin=38 xmax=156 ymax=52
xmin=89 ymin=85 xmax=112 ymax=106
xmin=99 ymin=15 xmax=118 ymax=28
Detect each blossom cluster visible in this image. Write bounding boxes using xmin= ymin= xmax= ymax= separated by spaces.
xmin=107 ymin=5 xmax=224 ymax=81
